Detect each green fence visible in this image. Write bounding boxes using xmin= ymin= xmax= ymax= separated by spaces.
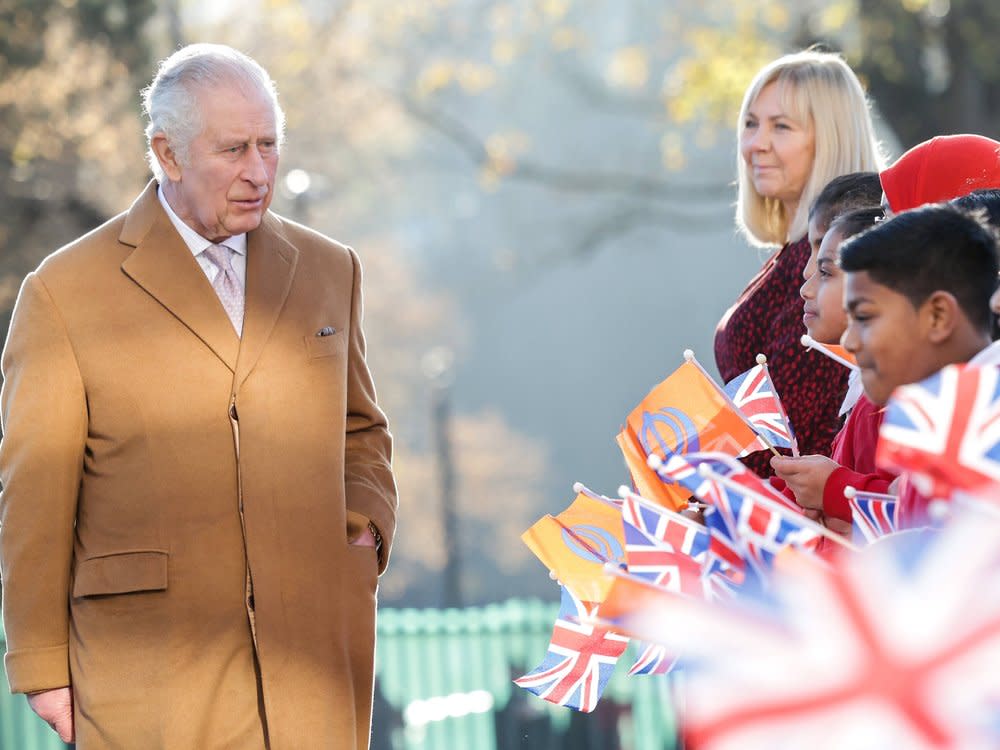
xmin=373 ymin=599 xmax=677 ymax=750
xmin=1 ymin=600 xmax=677 ymax=750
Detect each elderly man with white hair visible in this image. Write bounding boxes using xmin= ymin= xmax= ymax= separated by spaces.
xmin=0 ymin=43 xmax=397 ymax=749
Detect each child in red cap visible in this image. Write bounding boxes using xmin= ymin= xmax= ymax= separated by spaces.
xmin=880 ymin=134 xmax=1000 ymax=214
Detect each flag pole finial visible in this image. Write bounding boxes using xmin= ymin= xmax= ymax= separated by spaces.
xmin=647 ymin=453 xmax=663 ymax=470
xmin=844 ymin=486 xmax=857 ymax=500
xmin=683 ymin=348 xmax=695 ymax=362
xmin=617 ymin=485 xmax=632 ymax=499
xmin=572 ymin=482 xmax=584 ymax=493
xmin=756 ymin=353 xmax=767 ymax=366
xmin=801 ymin=334 xmax=814 ymax=348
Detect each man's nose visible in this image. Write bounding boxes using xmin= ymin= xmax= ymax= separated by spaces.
xmin=242 ymin=147 xmax=269 ymax=186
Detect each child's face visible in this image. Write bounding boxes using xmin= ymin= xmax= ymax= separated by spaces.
xmin=842 ymin=270 xmax=937 ymax=406
xmin=800 ymin=226 xmax=848 ymax=344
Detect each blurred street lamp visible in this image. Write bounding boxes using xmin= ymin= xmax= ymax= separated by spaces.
xmin=421 ymin=346 xmax=460 ymax=608
xmin=284 ymin=168 xmax=312 ymax=223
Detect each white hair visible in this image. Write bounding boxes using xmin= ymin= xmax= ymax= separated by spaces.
xmin=142 ymin=43 xmax=286 ymax=182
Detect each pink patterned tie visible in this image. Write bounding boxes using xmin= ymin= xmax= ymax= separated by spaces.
xmin=203 ymin=243 xmax=244 ymax=336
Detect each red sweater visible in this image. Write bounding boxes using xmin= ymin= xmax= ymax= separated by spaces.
xmin=715 ymin=237 xmax=848 ymax=477
xmin=769 ymin=394 xmax=897 ymax=522
xmin=821 ymin=395 xmax=897 ymax=523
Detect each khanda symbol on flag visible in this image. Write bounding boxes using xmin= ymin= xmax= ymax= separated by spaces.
xmin=625 ymin=358 xmax=766 ymax=464
xmin=639 ymin=406 xmax=702 ymax=456
xmin=618 ymin=354 xmax=777 ymax=511
xmin=521 ymin=491 xmax=627 ymax=604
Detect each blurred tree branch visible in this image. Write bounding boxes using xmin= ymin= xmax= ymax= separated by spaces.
xmin=397 ymin=89 xmax=730 ymax=201
xmin=853 ymin=0 xmax=1000 ymax=146
xmin=0 ymin=0 xmax=155 ymax=330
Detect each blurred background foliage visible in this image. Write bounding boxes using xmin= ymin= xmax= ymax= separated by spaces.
xmin=0 ymin=0 xmax=996 ymax=608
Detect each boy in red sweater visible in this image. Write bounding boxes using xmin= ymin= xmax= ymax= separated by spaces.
xmin=837 ymin=204 xmax=998 ymax=528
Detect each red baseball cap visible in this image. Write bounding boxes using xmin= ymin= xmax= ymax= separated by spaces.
xmin=880 ymin=134 xmax=1000 ymax=213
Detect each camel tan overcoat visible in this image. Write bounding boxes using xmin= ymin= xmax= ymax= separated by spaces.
xmin=0 ymin=182 xmax=397 ymax=749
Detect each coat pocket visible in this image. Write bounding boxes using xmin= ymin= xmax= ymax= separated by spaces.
xmin=304 ymin=330 xmax=345 ymax=360
xmin=72 ymin=550 xmax=169 ymax=598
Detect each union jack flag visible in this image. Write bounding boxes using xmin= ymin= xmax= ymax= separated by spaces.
xmin=613 ymin=505 xmax=1000 ymax=749
xmin=701 ymin=506 xmax=767 ymax=595
xmin=620 ymin=491 xmax=713 ymax=672
xmin=679 ymin=454 xmax=823 ymax=592
xmin=620 ymin=523 xmax=702 ymax=676
xmin=620 ymin=492 xmax=709 ymax=560
xmin=622 ymin=516 xmax=705 ymax=595
xmin=848 ymin=489 xmax=899 ymax=545
xmin=682 ymin=452 xmax=804 ymax=514
xmin=681 ymin=454 xmax=820 ymax=540
xmin=877 ymin=364 xmax=1000 ymax=501
xmin=627 ymin=642 xmax=676 ymax=677
xmin=723 ymin=363 xmax=797 ymax=451
xmin=726 ymin=488 xmax=823 ymax=555
xmin=652 ymin=450 xmax=707 ymax=496
xmin=514 ymin=585 xmax=630 ymax=712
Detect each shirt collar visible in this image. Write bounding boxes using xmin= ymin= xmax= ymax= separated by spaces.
xmin=156 ymin=184 xmax=248 ymax=257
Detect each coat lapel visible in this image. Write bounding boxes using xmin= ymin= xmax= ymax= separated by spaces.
xmin=119 ymin=182 xmax=240 ymax=372
xmin=234 ymin=213 xmax=298 ymax=390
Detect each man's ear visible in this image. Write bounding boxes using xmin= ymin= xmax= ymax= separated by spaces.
xmin=923 ymin=290 xmax=961 ymax=344
xmin=150 ymin=133 xmax=182 ymax=182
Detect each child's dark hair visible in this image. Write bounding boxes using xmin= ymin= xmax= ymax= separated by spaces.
xmin=839 ymin=203 xmax=999 ymax=332
xmin=952 ymin=188 xmax=1000 ymax=229
xmin=809 ymin=172 xmax=883 ymax=230
xmin=828 ymin=207 xmax=884 ymax=243
xmin=953 ymin=190 xmax=1000 ymax=340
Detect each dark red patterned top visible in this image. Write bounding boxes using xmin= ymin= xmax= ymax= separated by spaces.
xmin=714 ymin=236 xmax=848 ymax=476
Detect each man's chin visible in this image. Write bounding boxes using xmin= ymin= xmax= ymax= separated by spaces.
xmin=224 ymin=212 xmax=265 ymax=235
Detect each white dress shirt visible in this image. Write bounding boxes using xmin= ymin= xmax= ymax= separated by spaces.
xmin=157 ymin=185 xmax=248 ymax=291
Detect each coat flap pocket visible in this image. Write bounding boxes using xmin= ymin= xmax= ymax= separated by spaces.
xmin=73 ymin=550 xmax=169 ymax=598
xmin=305 ymin=331 xmax=345 ymax=360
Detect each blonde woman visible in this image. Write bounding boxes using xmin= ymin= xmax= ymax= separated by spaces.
xmin=714 ymin=50 xmax=883 ymax=474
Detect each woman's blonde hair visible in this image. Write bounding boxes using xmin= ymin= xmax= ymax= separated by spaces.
xmin=736 ymin=50 xmax=884 ymax=247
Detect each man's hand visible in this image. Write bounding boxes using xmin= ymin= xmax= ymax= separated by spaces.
xmin=27 ymin=687 xmax=74 ymax=743
xmin=770 ymin=454 xmax=839 ymax=512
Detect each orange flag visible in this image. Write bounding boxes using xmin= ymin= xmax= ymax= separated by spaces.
xmin=825 ymin=344 xmax=857 ymax=367
xmin=521 ymin=493 xmax=626 ymax=603
xmin=616 ymin=426 xmax=690 ymax=511
xmin=802 ymin=335 xmax=858 ymax=369
xmin=626 ymin=361 xmax=765 ymax=460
